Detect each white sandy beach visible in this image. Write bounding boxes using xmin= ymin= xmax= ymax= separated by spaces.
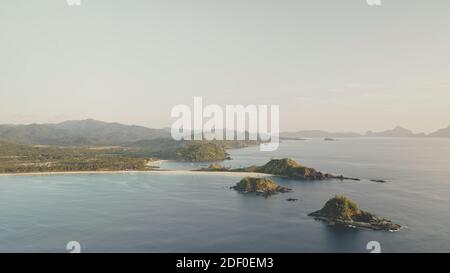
xmin=145 ymin=159 xmax=170 ymax=167
xmin=0 ymin=158 xmax=270 ymax=178
xmin=152 ymin=170 xmax=271 ymax=177
xmin=0 ymin=169 xmax=271 ymax=178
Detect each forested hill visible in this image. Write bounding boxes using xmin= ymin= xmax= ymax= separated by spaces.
xmin=0 ymin=119 xmax=170 ymax=146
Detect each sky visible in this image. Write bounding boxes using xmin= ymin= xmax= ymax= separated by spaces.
xmin=1 ymin=0 xmax=449 ymax=133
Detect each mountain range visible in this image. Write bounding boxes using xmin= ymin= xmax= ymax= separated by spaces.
xmin=364 ymin=126 xmax=427 ymax=138
xmin=280 ymin=130 xmax=361 ymax=138
xmin=0 ymin=120 xmax=449 ymax=146
xmin=428 ymin=125 xmax=450 ymax=138
xmin=281 ymin=126 xmax=450 ymax=139
xmin=0 ymin=119 xmax=170 ymax=146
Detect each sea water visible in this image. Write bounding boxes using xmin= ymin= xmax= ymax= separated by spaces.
xmin=0 ymin=138 xmax=449 ymax=252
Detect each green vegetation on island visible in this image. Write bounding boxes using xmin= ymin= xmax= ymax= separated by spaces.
xmin=230 ymin=158 xmax=354 ymax=180
xmin=175 ymin=142 xmax=228 ymax=162
xmin=309 ymin=195 xmax=402 ymax=231
xmin=231 ymin=177 xmax=291 ymax=197
xmin=126 ymin=138 xmax=255 ymax=162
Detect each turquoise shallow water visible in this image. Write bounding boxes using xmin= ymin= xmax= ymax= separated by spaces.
xmin=1 ymin=138 xmax=450 ymax=252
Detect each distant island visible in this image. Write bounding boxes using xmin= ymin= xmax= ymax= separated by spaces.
xmin=281 ymin=125 xmax=450 ymax=138
xmin=365 ymin=126 xmax=426 ymax=138
xmin=309 ymin=195 xmax=401 ymax=231
xmin=281 ymin=130 xmax=361 ymax=138
xmin=429 ymin=125 xmax=450 ymax=138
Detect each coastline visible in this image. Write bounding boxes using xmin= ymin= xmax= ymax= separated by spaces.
xmin=145 ymin=159 xmax=170 ymax=167
xmin=0 ymin=169 xmax=271 ymax=178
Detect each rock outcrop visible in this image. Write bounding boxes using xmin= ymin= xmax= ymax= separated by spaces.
xmin=309 ymin=195 xmax=401 ymax=231
xmin=231 ymin=158 xmax=355 ymax=181
xmin=231 ymin=177 xmax=291 ymax=197
xmin=370 ymin=179 xmax=387 ymax=183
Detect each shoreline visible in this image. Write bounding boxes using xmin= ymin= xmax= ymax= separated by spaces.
xmin=0 ymin=169 xmax=271 ymax=178
xmin=145 ymin=159 xmax=171 ymax=167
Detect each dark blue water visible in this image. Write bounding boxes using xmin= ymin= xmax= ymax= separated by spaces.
xmin=0 ymin=138 xmax=449 ymax=252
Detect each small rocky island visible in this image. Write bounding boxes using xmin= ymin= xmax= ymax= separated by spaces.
xmin=309 ymin=195 xmax=401 ymax=231
xmin=231 ymin=177 xmax=291 ymax=197
xmin=231 ymin=158 xmax=358 ymax=181
xmin=370 ymin=179 xmax=387 ymax=183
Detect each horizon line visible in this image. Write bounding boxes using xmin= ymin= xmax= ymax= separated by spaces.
xmin=0 ymin=118 xmax=449 ymax=135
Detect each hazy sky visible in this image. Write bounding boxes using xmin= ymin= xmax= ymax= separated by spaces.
xmin=1 ymin=0 xmax=449 ymax=133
